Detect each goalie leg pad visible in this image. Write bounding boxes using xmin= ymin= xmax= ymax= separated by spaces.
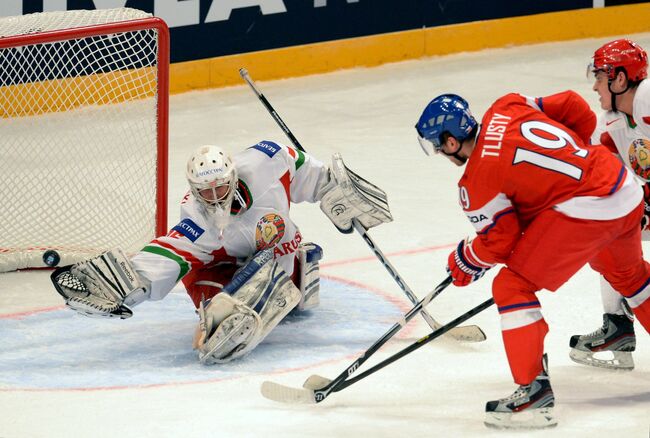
xmin=195 ymin=249 xmax=301 ymax=363
xmin=296 ymin=242 xmax=323 ymax=311
xmin=222 ymin=248 xmax=275 ymax=307
xmin=195 ymin=293 xmax=263 ymax=365
xmin=318 ymin=153 xmax=393 ymax=233
xmin=256 ymin=271 xmax=302 ymax=341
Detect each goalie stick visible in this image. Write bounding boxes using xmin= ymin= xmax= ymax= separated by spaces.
xmin=261 ymin=297 xmax=495 ymax=404
xmin=239 ymin=67 xmax=485 ymax=342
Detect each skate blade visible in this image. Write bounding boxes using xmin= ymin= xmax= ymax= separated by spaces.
xmin=569 ymin=348 xmax=634 ymax=370
xmin=484 ymin=407 xmax=557 ymax=430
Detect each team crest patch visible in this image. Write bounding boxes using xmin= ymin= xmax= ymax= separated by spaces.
xmin=255 ymin=213 xmax=286 ymax=249
xmin=629 ymin=138 xmax=650 ymax=180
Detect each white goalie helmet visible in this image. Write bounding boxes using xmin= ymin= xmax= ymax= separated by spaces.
xmin=186 ymin=145 xmax=239 ymax=231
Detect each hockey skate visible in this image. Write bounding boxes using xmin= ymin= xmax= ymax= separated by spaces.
xmin=484 ymin=355 xmax=557 ymax=429
xmin=569 ymin=313 xmax=635 ymax=370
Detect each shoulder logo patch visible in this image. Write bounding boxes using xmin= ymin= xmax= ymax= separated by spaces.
xmin=170 ymin=218 xmax=205 ymax=242
xmin=251 ymin=141 xmax=281 ymax=158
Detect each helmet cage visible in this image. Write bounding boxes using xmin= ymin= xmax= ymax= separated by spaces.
xmin=191 ymin=177 xmax=236 ymax=215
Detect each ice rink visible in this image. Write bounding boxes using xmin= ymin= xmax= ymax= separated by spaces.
xmin=2 ymin=33 xmax=650 ymax=437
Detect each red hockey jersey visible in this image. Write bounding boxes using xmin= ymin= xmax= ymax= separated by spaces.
xmin=459 ymin=91 xmax=641 ymax=266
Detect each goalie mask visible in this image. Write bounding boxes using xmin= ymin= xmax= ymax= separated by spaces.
xmin=186 ymin=145 xmax=239 ymax=232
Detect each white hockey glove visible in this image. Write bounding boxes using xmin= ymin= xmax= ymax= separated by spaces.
xmin=318 ymin=153 xmax=393 ymax=234
xmin=192 ymin=249 xmax=301 ymax=364
xmin=50 ymin=249 xmax=149 ymax=319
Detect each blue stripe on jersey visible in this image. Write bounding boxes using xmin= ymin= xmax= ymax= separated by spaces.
xmin=477 ymin=208 xmax=515 ymax=235
xmin=608 ymin=165 xmax=626 ymax=195
xmin=251 ymin=141 xmax=282 ymax=158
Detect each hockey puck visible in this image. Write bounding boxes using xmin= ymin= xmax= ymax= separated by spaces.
xmin=43 ymin=250 xmax=61 ymax=267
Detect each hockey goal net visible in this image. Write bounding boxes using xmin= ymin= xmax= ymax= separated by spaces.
xmin=0 ymin=8 xmax=169 ymax=272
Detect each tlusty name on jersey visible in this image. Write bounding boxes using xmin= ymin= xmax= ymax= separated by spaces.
xmin=481 ymin=113 xmax=512 ymax=158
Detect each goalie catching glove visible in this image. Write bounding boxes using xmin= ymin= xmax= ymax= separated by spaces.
xmin=51 ymin=248 xmax=149 ymax=319
xmin=318 ymin=153 xmax=393 ymax=233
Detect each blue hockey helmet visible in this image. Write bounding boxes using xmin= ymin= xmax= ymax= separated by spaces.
xmin=415 ymin=94 xmax=478 ymax=156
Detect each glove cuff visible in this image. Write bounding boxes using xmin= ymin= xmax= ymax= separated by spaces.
xmin=459 ymin=239 xmax=494 ymax=270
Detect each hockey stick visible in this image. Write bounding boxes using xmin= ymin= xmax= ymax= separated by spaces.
xmin=261 ymin=275 xmax=454 ymax=403
xmin=240 ymin=68 xmax=306 ymax=152
xmin=261 ymin=297 xmax=495 ymax=404
xmin=352 ymin=218 xmax=485 ymax=342
xmin=239 ymin=67 xmax=485 ymax=342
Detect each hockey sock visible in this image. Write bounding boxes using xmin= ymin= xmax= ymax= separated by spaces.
xmin=502 ymin=319 xmax=549 ymax=385
xmin=493 ymin=267 xmax=548 ymax=385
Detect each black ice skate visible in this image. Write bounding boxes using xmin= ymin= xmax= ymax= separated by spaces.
xmin=484 ymin=355 xmax=557 ymax=429
xmin=569 ymin=313 xmax=635 ymax=370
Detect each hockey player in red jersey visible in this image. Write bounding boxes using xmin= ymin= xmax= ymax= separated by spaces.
xmin=415 ymin=91 xmax=650 ymax=429
xmin=570 ymin=39 xmax=650 ymax=370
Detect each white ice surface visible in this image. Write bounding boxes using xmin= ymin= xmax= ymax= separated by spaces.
xmin=1 ymin=33 xmax=650 ymax=437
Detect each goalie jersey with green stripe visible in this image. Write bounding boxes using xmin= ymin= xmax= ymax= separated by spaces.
xmin=131 ymin=140 xmax=330 ymax=307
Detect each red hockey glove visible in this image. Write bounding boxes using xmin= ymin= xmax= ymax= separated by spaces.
xmin=447 ymin=238 xmax=494 ymax=287
xmin=642 ymin=183 xmax=650 ymax=231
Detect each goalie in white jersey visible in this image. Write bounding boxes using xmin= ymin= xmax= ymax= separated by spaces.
xmin=51 ymin=141 xmax=392 ymax=364
xmin=570 ymin=39 xmax=650 ymax=370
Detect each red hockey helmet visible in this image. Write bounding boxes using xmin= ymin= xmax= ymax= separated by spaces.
xmin=591 ymin=39 xmax=648 ymax=82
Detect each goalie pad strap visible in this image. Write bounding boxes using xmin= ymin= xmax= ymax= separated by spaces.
xmin=319 ymin=153 xmax=392 ymax=233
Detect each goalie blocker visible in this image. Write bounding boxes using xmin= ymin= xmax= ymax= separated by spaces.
xmin=319 ymin=153 xmax=392 ymax=234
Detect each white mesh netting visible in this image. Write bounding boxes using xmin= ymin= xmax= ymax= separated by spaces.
xmin=0 ymin=8 xmax=166 ymax=272
xmin=0 ymin=8 xmax=151 ymax=37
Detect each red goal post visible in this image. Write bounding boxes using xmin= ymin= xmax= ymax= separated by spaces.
xmin=0 ymin=8 xmax=169 ymax=272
